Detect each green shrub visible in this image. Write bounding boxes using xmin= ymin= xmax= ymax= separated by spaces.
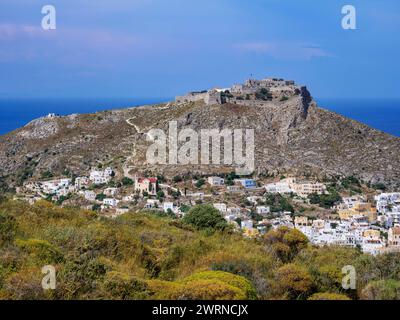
xmin=147 ymin=271 xmax=255 ymax=300
xmin=16 ymin=239 xmax=64 ymax=264
xmin=274 ymin=264 xmax=313 ymax=299
xmin=181 ymin=271 xmax=257 ymax=300
xmin=308 ymin=292 xmax=350 ymax=300
xmin=0 ymin=211 xmax=17 ymax=246
xmin=121 ymin=177 xmax=134 ymax=186
xmin=183 ymin=205 xmax=228 ymax=232
xmin=361 ymin=280 xmax=400 ymax=300
xmin=103 ymin=271 xmax=150 ymax=300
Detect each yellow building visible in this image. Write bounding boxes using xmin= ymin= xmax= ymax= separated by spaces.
xmin=292 ymin=183 xmax=327 ymax=197
xmin=338 ymin=203 xmax=377 ymax=223
xmin=363 ymin=229 xmax=381 ymax=240
xmin=312 ymin=219 xmax=325 ymax=229
xmin=294 ymin=216 xmax=309 ymax=227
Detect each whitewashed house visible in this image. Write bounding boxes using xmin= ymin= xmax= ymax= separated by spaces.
xmin=41 ymin=178 xmax=72 ymax=195
xmin=207 ymin=176 xmax=225 ymax=186
xmin=163 ymin=202 xmax=176 ymax=213
xmin=146 ymin=199 xmax=161 ymax=209
xmin=241 ymin=220 xmax=254 ymax=230
xmin=213 ymin=203 xmax=227 ymax=213
xmin=256 ymin=206 xmax=270 ymax=215
xmin=227 ymin=185 xmax=242 ymax=193
xmin=103 ymin=198 xmax=119 ymax=207
xmin=247 ymin=196 xmax=262 ymax=205
xmin=234 ymin=179 xmax=257 ymax=189
xmin=75 ymin=177 xmax=90 ymax=189
xmin=89 ymin=167 xmax=113 ymax=185
xmin=84 ymin=190 xmax=96 ymax=202
xmin=375 ymin=193 xmax=400 ymax=214
xmin=264 ymin=181 xmax=292 ymax=194
xmin=104 ymin=187 xmax=119 ymax=197
xmin=227 ymin=207 xmax=241 ymax=215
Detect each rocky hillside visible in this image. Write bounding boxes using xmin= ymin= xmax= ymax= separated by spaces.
xmin=0 ymin=88 xmax=400 ymax=188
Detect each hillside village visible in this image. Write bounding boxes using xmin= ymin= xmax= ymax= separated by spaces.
xmin=1 ymin=76 xmax=400 ymax=259
xmin=13 ymin=164 xmax=400 ymax=256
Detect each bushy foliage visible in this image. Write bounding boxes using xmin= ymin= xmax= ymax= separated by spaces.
xmin=147 ymin=271 xmax=256 ymax=300
xmin=273 ymin=264 xmax=313 ymax=299
xmin=361 ymin=280 xmax=400 ymax=300
xmin=0 ymin=199 xmax=400 ymax=300
xmin=0 ymin=211 xmax=17 ymax=246
xmin=15 ymin=239 xmax=63 ymax=265
xmin=308 ymin=292 xmax=350 ymax=300
xmin=308 ymin=191 xmax=342 ymax=208
xmin=181 ymin=271 xmax=257 ymax=299
xmin=183 ymin=205 xmax=228 ymax=232
xmin=264 ymin=194 xmax=294 ymax=213
xmin=102 ymin=271 xmax=150 ymax=300
xmin=121 ymin=177 xmax=134 ymax=186
xmin=263 ymin=227 xmax=308 ymax=262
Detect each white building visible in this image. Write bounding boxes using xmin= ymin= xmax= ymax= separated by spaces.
xmin=116 ymin=208 xmax=130 ymax=215
xmin=103 ymin=198 xmax=119 ymax=207
xmin=186 ymin=192 xmax=205 ymax=200
xmin=207 ymin=176 xmax=225 ymax=186
xmin=234 ymin=179 xmax=257 ymax=189
xmin=84 ymin=190 xmax=96 ymax=202
xmin=227 ymin=185 xmax=242 ymax=193
xmin=341 ymin=195 xmax=367 ymax=209
xmin=241 ymin=220 xmax=254 ymax=230
xmin=41 ymin=178 xmax=72 ymax=195
xmin=227 ymin=207 xmax=241 ymax=215
xmin=122 ymin=195 xmax=135 ymax=202
xmin=264 ymin=181 xmax=292 ymax=194
xmin=145 ymin=199 xmax=161 ymax=209
xmin=89 ymin=167 xmax=114 ymax=185
xmin=375 ymin=193 xmax=400 ymax=214
xmin=361 ymin=239 xmax=385 ymax=255
xmin=256 ymin=206 xmax=270 ymax=215
xmin=163 ymin=202 xmax=178 ymax=214
xmin=75 ymin=176 xmax=90 ymax=189
xmin=104 ymin=187 xmax=119 ymax=197
xmin=213 ymin=203 xmax=227 ymax=213
xmin=247 ymin=196 xmax=262 ymax=205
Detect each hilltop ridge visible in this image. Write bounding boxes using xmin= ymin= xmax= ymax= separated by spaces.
xmin=0 ymin=77 xmax=399 ymax=189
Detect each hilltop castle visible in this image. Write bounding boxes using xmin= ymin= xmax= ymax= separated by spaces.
xmin=175 ymin=77 xmax=307 ymax=106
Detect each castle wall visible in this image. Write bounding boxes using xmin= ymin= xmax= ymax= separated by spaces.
xmin=175 ymin=78 xmax=301 ymax=106
xmin=205 ymin=91 xmax=223 ymax=105
xmin=176 ymin=92 xmax=208 ymax=103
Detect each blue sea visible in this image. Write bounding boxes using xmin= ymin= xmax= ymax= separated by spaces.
xmin=0 ymin=98 xmax=399 ymax=137
xmin=317 ymin=98 xmax=400 ymax=137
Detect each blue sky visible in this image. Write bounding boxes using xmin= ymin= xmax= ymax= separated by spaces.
xmin=0 ymin=0 xmax=399 ymax=99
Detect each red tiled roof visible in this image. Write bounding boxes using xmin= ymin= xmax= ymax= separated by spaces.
xmin=138 ymin=177 xmax=157 ymax=183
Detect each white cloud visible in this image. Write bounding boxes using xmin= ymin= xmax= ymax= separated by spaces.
xmin=234 ymin=41 xmax=331 ymax=61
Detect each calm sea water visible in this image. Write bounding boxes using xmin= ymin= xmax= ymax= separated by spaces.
xmin=0 ymin=98 xmax=399 ymax=137
xmin=317 ymin=98 xmax=400 ymax=137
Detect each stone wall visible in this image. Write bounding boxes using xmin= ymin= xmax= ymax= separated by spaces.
xmin=175 ymin=92 xmax=208 ymax=104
